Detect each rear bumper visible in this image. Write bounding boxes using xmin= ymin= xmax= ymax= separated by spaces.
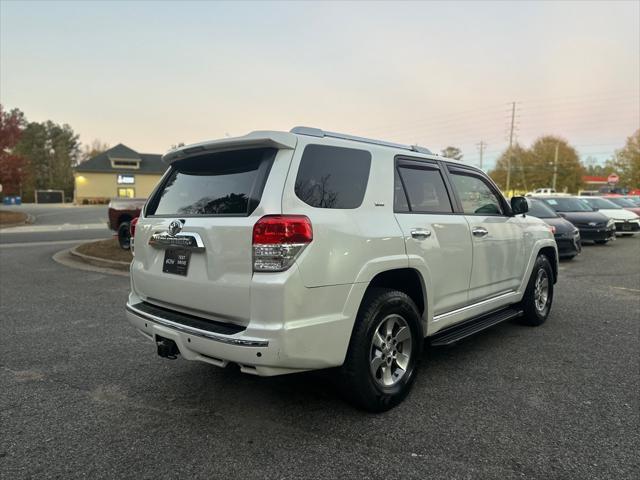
xmin=125 ymin=279 xmax=366 ymax=376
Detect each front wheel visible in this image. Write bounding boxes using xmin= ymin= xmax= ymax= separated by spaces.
xmin=519 ymin=255 xmax=554 ymax=326
xmin=340 ymin=288 xmax=423 ymax=412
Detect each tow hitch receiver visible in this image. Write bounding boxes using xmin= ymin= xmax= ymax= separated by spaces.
xmin=156 ymin=336 xmax=180 ymax=359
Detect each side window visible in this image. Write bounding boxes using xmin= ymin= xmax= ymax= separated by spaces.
xmin=450 ymin=172 xmax=503 ymax=215
xmin=394 ymin=169 xmax=409 ymax=212
xmin=295 ymin=144 xmax=371 ymax=209
xmin=396 ymin=166 xmax=453 ymax=213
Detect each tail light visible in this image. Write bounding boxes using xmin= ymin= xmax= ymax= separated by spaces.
xmin=130 ymin=217 xmax=139 ymax=237
xmin=252 ymin=215 xmax=312 ymax=272
xmin=549 ymin=225 xmax=556 ymax=235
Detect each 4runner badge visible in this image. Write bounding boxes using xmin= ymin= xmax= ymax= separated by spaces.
xmin=168 ymin=220 xmax=183 ymax=236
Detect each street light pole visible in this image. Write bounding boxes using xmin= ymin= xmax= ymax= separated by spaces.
xmin=506 ymin=102 xmax=516 ymax=193
xmin=552 ymin=143 xmax=559 ymax=191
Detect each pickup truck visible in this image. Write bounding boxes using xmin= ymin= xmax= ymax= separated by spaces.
xmin=107 ymin=198 xmax=146 ymax=249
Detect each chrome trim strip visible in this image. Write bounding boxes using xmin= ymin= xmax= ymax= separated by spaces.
xmin=433 ymin=291 xmax=517 ymax=321
xmin=148 ymin=231 xmax=205 ymax=251
xmin=126 ymin=303 xmax=269 ymax=347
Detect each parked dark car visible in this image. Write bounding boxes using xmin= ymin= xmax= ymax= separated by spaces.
xmin=107 ymin=198 xmax=146 ymax=249
xmin=527 ymin=198 xmax=581 ymax=259
xmin=538 ymin=196 xmax=615 ymax=244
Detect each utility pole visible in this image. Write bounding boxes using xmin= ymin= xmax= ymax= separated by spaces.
xmin=552 ymin=142 xmax=559 ymax=190
xmin=476 ymin=141 xmax=487 ymax=170
xmin=506 ymin=101 xmax=516 ymax=193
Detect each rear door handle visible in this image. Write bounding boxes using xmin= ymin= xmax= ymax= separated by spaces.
xmin=472 ymin=227 xmax=489 ymax=238
xmin=411 ymin=229 xmax=432 ymax=240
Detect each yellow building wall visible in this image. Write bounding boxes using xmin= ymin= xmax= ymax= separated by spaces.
xmin=74 ymin=172 xmax=163 ymax=203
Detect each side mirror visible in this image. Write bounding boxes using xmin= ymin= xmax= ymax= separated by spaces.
xmin=511 ymin=196 xmax=529 ymax=216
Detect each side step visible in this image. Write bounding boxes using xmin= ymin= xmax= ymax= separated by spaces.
xmin=429 ymin=307 xmax=523 ymax=346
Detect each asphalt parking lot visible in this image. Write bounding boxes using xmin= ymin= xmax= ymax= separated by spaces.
xmin=1 ymin=232 xmax=638 ymax=479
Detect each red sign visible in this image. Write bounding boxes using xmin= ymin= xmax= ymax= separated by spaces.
xmin=607 ymin=173 xmax=619 ymax=185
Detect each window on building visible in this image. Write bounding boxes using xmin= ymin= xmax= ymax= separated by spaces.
xmin=294 ymin=145 xmax=371 ymax=209
xmin=117 ymin=188 xmax=135 ymax=198
xmin=111 ymin=159 xmax=140 ymax=169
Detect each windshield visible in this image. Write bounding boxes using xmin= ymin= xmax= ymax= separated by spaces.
xmin=527 ymin=199 xmax=558 ymax=218
xmin=607 ymin=197 xmax=637 ymax=208
xmin=542 ymin=197 xmax=594 ymax=212
xmin=582 ymin=197 xmax=622 ymax=210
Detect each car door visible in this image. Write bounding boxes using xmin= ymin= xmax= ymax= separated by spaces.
xmin=446 ymin=166 xmax=526 ymax=304
xmin=393 ymin=158 xmax=473 ymax=319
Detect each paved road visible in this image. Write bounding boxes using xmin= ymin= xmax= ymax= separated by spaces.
xmin=0 ymin=204 xmax=111 ymax=244
xmin=0 ymin=235 xmax=638 ymax=479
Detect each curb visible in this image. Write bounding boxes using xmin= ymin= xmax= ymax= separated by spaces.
xmin=0 ymin=213 xmax=35 ymax=229
xmin=53 ymin=248 xmax=129 ymax=277
xmin=69 ymin=244 xmax=131 ymax=272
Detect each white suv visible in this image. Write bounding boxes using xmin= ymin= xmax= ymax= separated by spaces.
xmin=125 ymin=127 xmax=558 ymax=412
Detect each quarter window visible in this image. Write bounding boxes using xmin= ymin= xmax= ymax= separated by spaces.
xmin=396 ymin=166 xmax=453 ymax=213
xmin=450 ymin=172 xmax=503 ymax=215
xmin=295 ymin=145 xmax=371 ymax=209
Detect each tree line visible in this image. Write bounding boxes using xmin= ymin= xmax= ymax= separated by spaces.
xmin=440 ymin=130 xmax=639 ymax=193
xmin=0 ymin=104 xmax=108 ymax=202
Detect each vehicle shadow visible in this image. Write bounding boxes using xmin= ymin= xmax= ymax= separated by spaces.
xmin=131 ymin=318 xmax=527 ymax=424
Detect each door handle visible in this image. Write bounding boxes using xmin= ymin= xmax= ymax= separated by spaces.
xmin=472 ymin=227 xmax=489 ymax=238
xmin=411 ymin=229 xmax=432 ymax=240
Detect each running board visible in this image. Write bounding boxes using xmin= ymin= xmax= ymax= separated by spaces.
xmin=429 ymin=307 xmax=523 ymax=346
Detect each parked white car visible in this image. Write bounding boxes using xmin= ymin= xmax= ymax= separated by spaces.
xmin=125 ymin=127 xmax=558 ymax=411
xmin=579 ymin=196 xmax=640 ymax=235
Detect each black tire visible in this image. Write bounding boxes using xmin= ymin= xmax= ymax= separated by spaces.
xmin=519 ymin=255 xmax=554 ymax=326
xmin=340 ymin=288 xmax=423 ymax=412
xmin=594 ymin=239 xmax=608 ymax=244
xmin=117 ymin=222 xmax=131 ymax=250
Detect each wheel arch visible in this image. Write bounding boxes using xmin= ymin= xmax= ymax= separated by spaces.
xmin=360 ymin=267 xmax=428 ymax=335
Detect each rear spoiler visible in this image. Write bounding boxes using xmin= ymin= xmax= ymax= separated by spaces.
xmin=162 ymin=131 xmax=297 ymax=164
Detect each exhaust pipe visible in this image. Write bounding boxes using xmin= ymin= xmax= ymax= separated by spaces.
xmin=156 ymin=336 xmax=179 ymax=359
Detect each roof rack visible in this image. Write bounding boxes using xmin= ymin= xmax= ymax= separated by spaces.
xmin=290 ymin=126 xmax=432 ymax=155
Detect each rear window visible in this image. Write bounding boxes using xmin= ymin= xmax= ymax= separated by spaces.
xmin=147 ymin=148 xmax=276 ymax=216
xmin=294 ymin=145 xmax=371 ymax=209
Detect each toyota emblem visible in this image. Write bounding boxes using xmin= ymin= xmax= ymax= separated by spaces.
xmin=168 ymin=220 xmax=183 ymax=236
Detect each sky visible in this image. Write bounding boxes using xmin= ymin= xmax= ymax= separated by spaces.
xmin=1 ymin=0 xmax=639 ymax=170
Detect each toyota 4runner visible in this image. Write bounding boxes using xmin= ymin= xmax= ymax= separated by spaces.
xmin=125 ymin=127 xmax=558 ymax=412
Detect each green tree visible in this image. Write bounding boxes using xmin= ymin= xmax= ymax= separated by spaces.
xmin=441 ymin=146 xmax=463 ymax=161
xmin=489 ymin=136 xmax=584 ymax=193
xmin=488 ymin=143 xmax=529 ymax=192
xmin=606 ymin=129 xmax=640 ymax=189
xmin=526 ymin=136 xmax=585 ymax=193
xmin=15 ymin=120 xmax=79 ymax=201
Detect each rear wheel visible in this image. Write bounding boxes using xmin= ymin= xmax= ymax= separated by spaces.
xmin=340 ymin=288 xmax=423 ymax=412
xmin=519 ymin=255 xmax=554 ymax=326
xmin=117 ymin=222 xmax=131 ymax=250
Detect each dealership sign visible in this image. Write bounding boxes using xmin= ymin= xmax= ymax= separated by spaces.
xmin=117 ymin=174 xmax=135 ymax=185
xmin=607 ymin=173 xmax=619 ymax=185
